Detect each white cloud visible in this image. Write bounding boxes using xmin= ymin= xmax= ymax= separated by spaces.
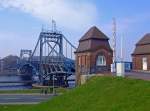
xmin=102 ymin=13 xmax=150 ymax=35
xmin=0 ymin=0 xmax=99 ymax=57
xmin=98 ymin=13 xmax=150 ymax=61
xmin=0 ymin=0 xmax=98 ymax=30
xmin=0 ymin=31 xmax=37 ymax=57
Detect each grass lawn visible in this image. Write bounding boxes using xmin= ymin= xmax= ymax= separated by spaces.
xmin=0 ymin=76 xmax=150 ymax=111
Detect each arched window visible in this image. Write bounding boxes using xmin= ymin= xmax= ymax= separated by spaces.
xmin=96 ymin=55 xmax=106 ymax=66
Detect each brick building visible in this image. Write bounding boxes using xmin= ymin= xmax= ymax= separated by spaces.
xmin=75 ymin=26 xmax=113 ymax=84
xmin=132 ymin=33 xmax=150 ymax=71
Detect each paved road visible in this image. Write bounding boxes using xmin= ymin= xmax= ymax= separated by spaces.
xmin=0 ymin=94 xmax=54 ymax=104
xmin=125 ymin=71 xmax=150 ymax=81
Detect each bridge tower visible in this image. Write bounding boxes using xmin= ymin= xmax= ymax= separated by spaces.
xmin=29 ymin=20 xmax=76 ymax=86
xmin=38 ymin=21 xmax=63 ymax=84
xmin=20 ymin=49 xmax=32 ymax=59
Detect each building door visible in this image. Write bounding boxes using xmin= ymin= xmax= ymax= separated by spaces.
xmin=142 ymin=57 xmax=147 ymax=70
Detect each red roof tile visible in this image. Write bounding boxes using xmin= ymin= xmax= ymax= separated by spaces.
xmin=75 ymin=26 xmax=112 ymax=53
xmin=132 ymin=33 xmax=150 ymax=55
xmin=79 ymin=26 xmax=109 ymax=42
xmin=137 ymin=33 xmax=150 ymax=45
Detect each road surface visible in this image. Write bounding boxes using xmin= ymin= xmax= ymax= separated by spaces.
xmin=125 ymin=71 xmax=150 ymax=81
xmin=0 ymin=94 xmax=54 ymax=104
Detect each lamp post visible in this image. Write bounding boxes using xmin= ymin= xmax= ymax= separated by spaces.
xmin=111 ymin=18 xmax=117 ymax=73
xmin=116 ymin=35 xmax=125 ymax=77
xmin=53 ymin=74 xmax=55 ymax=95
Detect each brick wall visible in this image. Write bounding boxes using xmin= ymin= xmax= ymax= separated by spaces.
xmin=132 ymin=55 xmax=150 ymax=71
xmin=75 ymin=48 xmax=112 ymax=85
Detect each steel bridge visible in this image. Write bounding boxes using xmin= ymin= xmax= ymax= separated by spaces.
xmin=19 ymin=21 xmax=76 ymax=87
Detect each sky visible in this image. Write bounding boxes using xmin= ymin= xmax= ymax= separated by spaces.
xmin=0 ymin=0 xmax=150 ymax=61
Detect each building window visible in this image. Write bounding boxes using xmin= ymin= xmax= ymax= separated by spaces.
xmin=96 ymin=55 xmax=106 ymax=66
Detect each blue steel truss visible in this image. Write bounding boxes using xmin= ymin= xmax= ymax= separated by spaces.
xmin=19 ymin=22 xmax=76 ymax=87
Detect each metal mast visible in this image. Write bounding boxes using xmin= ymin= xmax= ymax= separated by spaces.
xmin=112 ymin=18 xmax=116 ymax=63
xmin=52 ymin=19 xmax=56 ymax=32
xmin=121 ymin=36 xmax=123 ymax=61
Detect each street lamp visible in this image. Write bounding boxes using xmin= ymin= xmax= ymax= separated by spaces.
xmin=53 ymin=74 xmax=55 ymax=95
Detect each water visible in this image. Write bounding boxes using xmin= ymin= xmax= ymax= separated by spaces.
xmin=0 ymin=74 xmax=76 ymax=90
xmin=0 ymin=74 xmax=32 ymax=90
xmin=0 ymin=86 xmax=32 ymax=90
xmin=68 ymin=75 xmax=75 ymax=88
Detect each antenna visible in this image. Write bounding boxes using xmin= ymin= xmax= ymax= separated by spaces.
xmin=52 ymin=19 xmax=56 ymax=32
xmin=112 ymin=18 xmax=116 ymax=63
xmin=121 ymin=35 xmax=124 ymax=62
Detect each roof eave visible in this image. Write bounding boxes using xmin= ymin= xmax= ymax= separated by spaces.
xmin=132 ymin=53 xmax=150 ymax=56
xmin=79 ymin=38 xmax=109 ymax=42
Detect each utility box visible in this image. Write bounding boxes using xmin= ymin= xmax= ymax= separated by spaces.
xmin=116 ymin=62 xmax=125 ymax=77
